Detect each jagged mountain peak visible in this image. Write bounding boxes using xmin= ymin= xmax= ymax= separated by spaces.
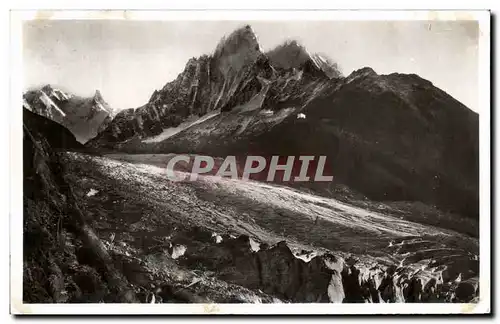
xmin=213 ymin=25 xmax=263 ymax=76
xmin=92 ymin=90 xmax=114 ymax=116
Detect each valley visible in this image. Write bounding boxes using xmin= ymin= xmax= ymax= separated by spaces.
xmin=56 ymin=152 xmax=479 ymax=303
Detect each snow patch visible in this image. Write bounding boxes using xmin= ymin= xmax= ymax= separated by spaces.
xmin=143 ymin=112 xmax=220 ymax=143
xmin=249 ymin=238 xmax=260 ymax=252
xmin=211 ymin=232 xmax=223 ymax=244
xmin=304 ymin=47 xmax=320 ymax=70
xmin=327 ymin=274 xmax=345 ymax=303
xmin=86 ymin=188 xmax=99 ymax=197
xmin=398 ymin=258 xmax=405 ymax=268
xmin=171 ymin=245 xmax=187 ymax=259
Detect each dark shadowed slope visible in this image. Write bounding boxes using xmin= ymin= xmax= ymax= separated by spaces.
xmin=23 ymin=108 xmax=84 ymax=150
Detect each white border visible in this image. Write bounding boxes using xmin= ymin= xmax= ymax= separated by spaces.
xmin=9 ymin=9 xmax=491 ymax=315
xmin=9 ymin=9 xmax=491 ymax=21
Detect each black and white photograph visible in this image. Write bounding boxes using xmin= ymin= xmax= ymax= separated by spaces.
xmin=10 ymin=9 xmax=491 ymax=315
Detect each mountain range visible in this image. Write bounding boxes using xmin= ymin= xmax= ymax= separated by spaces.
xmin=21 ymin=24 xmax=481 ymax=305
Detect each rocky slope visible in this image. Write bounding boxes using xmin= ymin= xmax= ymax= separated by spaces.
xmin=88 ymin=25 xmax=334 ymax=147
xmin=24 ymin=85 xmax=115 ymax=143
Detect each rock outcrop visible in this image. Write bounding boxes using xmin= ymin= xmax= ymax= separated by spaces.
xmin=23 ymin=111 xmax=136 ymax=303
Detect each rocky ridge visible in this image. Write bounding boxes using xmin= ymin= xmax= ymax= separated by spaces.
xmin=86 ymin=25 xmax=478 ymax=221
xmin=88 ymin=25 xmax=338 ymax=147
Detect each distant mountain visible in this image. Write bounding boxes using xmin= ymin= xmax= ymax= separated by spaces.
xmin=266 ymin=40 xmax=342 ymax=78
xmin=23 ymin=85 xmax=115 ymax=143
xmin=86 ymin=25 xmax=478 ymax=220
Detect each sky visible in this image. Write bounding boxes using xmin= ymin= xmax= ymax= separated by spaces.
xmin=23 ymin=20 xmax=479 ymax=112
